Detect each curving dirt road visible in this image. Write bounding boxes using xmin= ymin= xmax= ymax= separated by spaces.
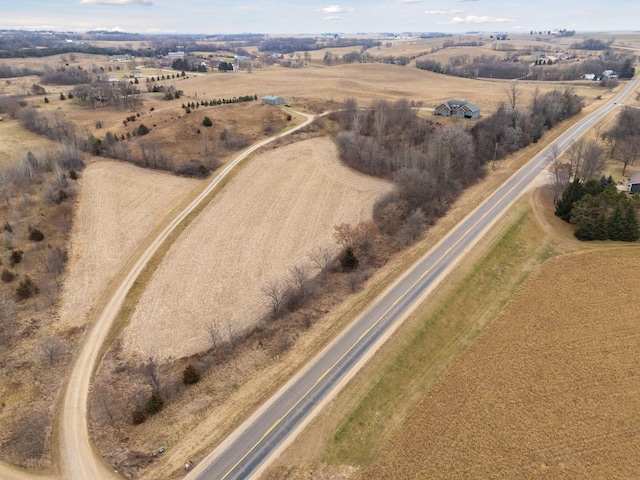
xmin=0 ymin=111 xmax=315 ymax=480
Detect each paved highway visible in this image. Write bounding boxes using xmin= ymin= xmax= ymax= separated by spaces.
xmin=189 ymin=76 xmax=640 ymax=480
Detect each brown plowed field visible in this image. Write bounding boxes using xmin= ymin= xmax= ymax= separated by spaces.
xmin=58 ymin=160 xmax=198 ymax=328
xmin=364 ymin=247 xmax=640 ymax=479
xmin=122 ymin=137 xmax=393 ymax=360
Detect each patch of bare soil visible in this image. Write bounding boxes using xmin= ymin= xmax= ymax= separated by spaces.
xmin=122 ymin=137 xmax=393 ymax=360
xmin=57 ymin=160 xmax=198 ymax=329
xmin=363 ymin=247 xmax=640 ymax=479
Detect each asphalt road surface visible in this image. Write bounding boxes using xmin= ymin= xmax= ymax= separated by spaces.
xmin=188 ymin=76 xmax=640 ymax=480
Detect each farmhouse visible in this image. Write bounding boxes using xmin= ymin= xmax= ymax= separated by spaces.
xmin=434 ymin=99 xmax=481 ymax=119
xmin=602 ymin=69 xmax=618 ymax=78
xmin=262 ymin=95 xmax=285 ymax=105
xmin=581 ymin=73 xmax=596 ymax=80
xmin=629 ymin=172 xmax=640 ymax=194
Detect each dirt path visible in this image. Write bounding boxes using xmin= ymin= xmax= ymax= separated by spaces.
xmin=55 ymin=112 xmax=316 ymax=479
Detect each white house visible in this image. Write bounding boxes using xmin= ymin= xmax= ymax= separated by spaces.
xmin=581 ymin=73 xmax=596 ymax=80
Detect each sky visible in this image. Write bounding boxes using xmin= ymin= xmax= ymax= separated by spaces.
xmin=1 ymin=0 xmax=639 ymax=35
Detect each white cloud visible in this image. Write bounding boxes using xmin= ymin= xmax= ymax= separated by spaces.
xmin=318 ymin=4 xmax=354 ymax=13
xmin=79 ymin=0 xmax=153 ymax=6
xmin=323 ymin=15 xmax=341 ymax=21
xmin=449 ymin=14 xmax=513 ymax=24
xmin=512 ymin=25 xmax=523 ymax=29
xmin=425 ymin=9 xmax=462 ymax=15
xmin=395 ymin=0 xmax=421 ymax=3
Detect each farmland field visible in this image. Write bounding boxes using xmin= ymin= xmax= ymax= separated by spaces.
xmin=57 ymin=160 xmax=198 ymax=329
xmin=363 ymin=247 xmax=640 ymax=479
xmin=121 ymin=136 xmax=393 ymax=360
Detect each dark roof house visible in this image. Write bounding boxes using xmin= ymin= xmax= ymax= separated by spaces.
xmin=630 ymin=171 xmax=640 ymax=194
xmin=434 ymin=99 xmax=481 ymax=119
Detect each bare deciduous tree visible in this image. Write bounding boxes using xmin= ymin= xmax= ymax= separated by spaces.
xmin=289 ymin=264 xmax=310 ymax=302
xmin=39 ymin=336 xmax=64 ymax=365
xmin=261 ymin=279 xmax=287 ymax=318
xmin=142 ymin=356 xmax=162 ymax=396
xmin=44 ymin=245 xmax=68 ymax=290
xmin=307 ymin=246 xmax=335 ymax=282
xmin=505 ymin=82 xmax=520 ymax=110
xmin=614 ymin=137 xmax=640 ymax=176
xmin=205 ymin=320 xmax=223 ymax=352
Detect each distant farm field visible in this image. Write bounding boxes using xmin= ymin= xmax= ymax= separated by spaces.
xmin=121 ymin=136 xmax=393 ymax=360
xmin=364 ymin=247 xmax=640 ymax=479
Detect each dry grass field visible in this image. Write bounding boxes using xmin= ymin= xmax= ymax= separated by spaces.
xmin=175 ymin=63 xmax=603 ymax=116
xmin=0 ymin=118 xmax=58 ymax=167
xmin=57 ymin=160 xmax=198 ymax=329
xmin=362 ymin=247 xmax=640 ymax=479
xmin=121 ymin=136 xmax=393 ymax=360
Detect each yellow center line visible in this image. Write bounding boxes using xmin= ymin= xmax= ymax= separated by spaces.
xmin=219 ymin=139 xmax=550 ymax=479
xmin=217 ymin=82 xmax=638 ymax=478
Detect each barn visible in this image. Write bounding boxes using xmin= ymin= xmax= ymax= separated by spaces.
xmin=629 ymin=172 xmax=640 ymax=194
xmin=262 ymin=95 xmax=285 ymax=105
xmin=434 ymin=99 xmax=481 ymax=119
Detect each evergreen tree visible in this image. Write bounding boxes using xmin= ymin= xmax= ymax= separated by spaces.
xmin=555 ymin=178 xmax=585 ymax=221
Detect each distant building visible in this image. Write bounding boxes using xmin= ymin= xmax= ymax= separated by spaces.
xmin=262 ymin=95 xmax=285 ymax=105
xmin=602 ymin=69 xmax=618 ymax=78
xmin=630 ymin=172 xmax=640 ymax=194
xmin=581 ymin=73 xmax=596 ymax=80
xmin=168 ymin=51 xmax=185 ymax=58
xmin=434 ymin=99 xmax=481 ymax=119
xmin=109 ymin=54 xmax=133 ymax=62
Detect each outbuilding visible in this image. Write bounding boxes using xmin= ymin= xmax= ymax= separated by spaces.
xmin=262 ymin=95 xmax=285 ymax=105
xmin=629 ymin=172 xmax=640 ymax=194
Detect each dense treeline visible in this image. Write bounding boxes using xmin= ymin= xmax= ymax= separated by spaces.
xmin=417 ymin=53 xmax=635 ymax=81
xmin=603 ymin=107 xmax=640 ymax=176
xmin=332 ymin=90 xmax=583 ymax=245
xmin=472 ymin=88 xmax=583 ymax=163
xmin=258 ymin=37 xmax=381 ymax=54
xmin=71 ymin=81 xmax=141 ymax=110
xmin=0 ymin=44 xmax=150 ymax=59
xmin=0 ymin=64 xmax=42 ymax=78
xmin=555 ymin=179 xmax=640 ymax=241
xmin=41 ymin=66 xmax=93 ymax=85
xmin=570 ymin=38 xmax=613 ymax=50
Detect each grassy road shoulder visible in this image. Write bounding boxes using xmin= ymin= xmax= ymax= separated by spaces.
xmin=265 ymin=190 xmax=567 ymax=477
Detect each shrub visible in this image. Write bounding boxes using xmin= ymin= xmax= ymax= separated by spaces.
xmin=28 ymin=226 xmax=45 ymax=242
xmin=3 ymin=222 xmax=12 ymax=233
xmin=182 ymin=364 xmax=200 ymax=385
xmin=202 ymin=116 xmax=213 ymax=127
xmin=9 ymin=249 xmax=23 ymax=267
xmin=131 ymin=409 xmax=146 ymax=425
xmin=137 ymin=124 xmax=150 ymax=136
xmin=1 ymin=268 xmax=15 ymax=283
xmin=340 ymin=247 xmax=358 ymax=271
xmin=145 ymin=393 xmax=164 ymax=415
xmin=16 ymin=276 xmax=38 ymax=300
xmin=69 ymin=169 xmax=78 ymax=180
xmin=43 ymin=97 xmax=49 ymax=104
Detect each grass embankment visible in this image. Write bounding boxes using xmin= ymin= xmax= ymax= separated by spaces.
xmin=269 ymin=194 xmax=557 ymax=476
